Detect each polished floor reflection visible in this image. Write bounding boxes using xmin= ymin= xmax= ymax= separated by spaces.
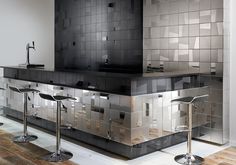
xmin=0 ymin=116 xmax=229 ymax=165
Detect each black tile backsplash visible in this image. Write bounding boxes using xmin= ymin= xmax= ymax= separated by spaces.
xmin=55 ymin=0 xmax=143 ymax=73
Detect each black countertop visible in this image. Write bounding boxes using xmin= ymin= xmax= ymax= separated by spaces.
xmin=1 ymin=66 xmax=205 ymax=95
xmin=1 ymin=65 xmax=202 ymax=79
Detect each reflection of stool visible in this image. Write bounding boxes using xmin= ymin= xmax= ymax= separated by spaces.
xmin=0 ymin=87 xmax=5 ymax=126
xmin=9 ymin=86 xmax=40 ymax=143
xmin=171 ymin=94 xmax=208 ymax=165
xmin=39 ymin=93 xmax=76 ymax=162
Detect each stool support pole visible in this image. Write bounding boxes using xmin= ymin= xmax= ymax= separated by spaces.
xmin=23 ymin=93 xmax=28 ymax=136
xmin=56 ymin=101 xmax=61 ymax=155
xmin=42 ymin=99 xmax=73 ymax=162
xmin=13 ymin=91 xmax=38 ymax=143
xmin=187 ymin=104 xmax=192 ymax=156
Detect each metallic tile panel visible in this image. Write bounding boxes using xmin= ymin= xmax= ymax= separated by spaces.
xmin=143 ymin=0 xmax=224 ymax=75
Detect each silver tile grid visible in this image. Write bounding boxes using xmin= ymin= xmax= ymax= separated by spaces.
xmin=0 ymin=77 xmax=225 ymax=145
xmin=143 ymin=0 xmax=224 ymax=75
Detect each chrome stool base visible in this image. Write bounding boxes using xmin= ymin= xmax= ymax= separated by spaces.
xmin=174 ymin=154 xmax=204 ymax=165
xmin=42 ymin=150 xmax=73 ymax=162
xmin=13 ymin=135 xmax=38 ymax=143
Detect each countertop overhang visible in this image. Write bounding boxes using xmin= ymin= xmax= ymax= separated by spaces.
xmin=1 ymin=66 xmax=205 ymax=95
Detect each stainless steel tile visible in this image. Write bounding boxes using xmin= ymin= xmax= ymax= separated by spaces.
xmin=179 ymin=50 xmax=189 ymax=61
xmin=200 ymin=50 xmax=211 ymax=62
xmin=169 ymin=0 xmax=179 ymax=14
xmin=211 ymin=0 xmax=223 ymax=9
xmin=144 ymin=28 xmax=151 ymax=39
xmin=179 ymin=13 xmax=189 ymax=25
xmin=179 ymin=25 xmax=189 ymax=37
xmin=150 ymin=27 xmax=161 ymax=38
xmin=211 ymin=22 xmax=223 ymax=35
xmin=189 ymin=49 xmax=200 ymax=61
xmin=200 ymin=62 xmax=211 ymax=73
xmin=179 ymin=0 xmax=189 ymax=12
xmin=200 ymin=23 xmax=211 ymax=36
xmin=211 ymin=49 xmax=223 ymax=62
xmin=168 ymin=26 xmax=179 ymax=37
xmin=211 ymin=9 xmax=223 ymax=22
xmin=189 ymin=0 xmax=200 ymax=11
xmin=189 ymin=24 xmax=200 ymax=36
xmin=179 ymin=37 xmax=189 ymax=49
xmin=160 ymin=50 xmax=169 ymax=61
xmin=160 ymin=15 xmax=169 ymax=26
xmin=200 ymin=0 xmax=211 ymax=10
xmin=151 ymin=50 xmax=161 ymax=61
xmin=168 ymin=38 xmax=179 ymax=49
xmin=160 ymin=26 xmax=169 ymax=38
xmin=189 ymin=11 xmax=200 ymax=24
xmin=151 ymin=15 xmax=161 ymax=27
xmin=200 ymin=10 xmax=211 ymax=23
xmin=200 ymin=36 xmax=211 ymax=49
xmin=160 ymin=38 xmax=169 ymax=49
xmin=189 ymin=37 xmax=200 ymax=49
xmin=169 ymin=50 xmax=179 ymax=61
xmin=169 ymin=14 xmax=179 ymax=26
xmin=211 ymin=36 xmax=223 ymax=49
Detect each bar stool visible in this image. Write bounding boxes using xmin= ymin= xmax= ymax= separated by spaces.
xmin=0 ymin=87 xmax=5 ymax=126
xmin=171 ymin=94 xmax=208 ymax=165
xmin=39 ymin=93 xmax=76 ymax=162
xmin=9 ymin=86 xmax=40 ymax=143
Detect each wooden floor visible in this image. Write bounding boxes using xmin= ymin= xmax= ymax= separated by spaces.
xmin=0 ymin=128 xmax=236 ymax=165
xmin=0 ymin=129 xmax=78 ymax=165
xmin=204 ymin=147 xmax=236 ymax=165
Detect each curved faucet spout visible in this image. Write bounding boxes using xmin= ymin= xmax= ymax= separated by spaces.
xmin=26 ymin=41 xmax=35 ymax=65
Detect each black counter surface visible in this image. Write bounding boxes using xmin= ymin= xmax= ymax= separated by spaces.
xmin=1 ymin=66 xmax=204 ymax=95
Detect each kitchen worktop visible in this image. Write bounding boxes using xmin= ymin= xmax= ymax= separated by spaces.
xmin=1 ymin=66 xmax=204 ymax=95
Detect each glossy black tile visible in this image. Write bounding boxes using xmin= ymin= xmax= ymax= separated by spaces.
xmin=55 ymin=0 xmax=143 ymax=73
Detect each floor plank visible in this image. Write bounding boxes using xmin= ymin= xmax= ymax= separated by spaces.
xmin=204 ymin=147 xmax=236 ymax=165
xmin=0 ymin=129 xmax=78 ymax=165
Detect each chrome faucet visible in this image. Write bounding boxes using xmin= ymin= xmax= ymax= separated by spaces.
xmin=26 ymin=41 xmax=35 ymax=65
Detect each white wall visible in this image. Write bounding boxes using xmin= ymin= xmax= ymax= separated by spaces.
xmin=230 ymin=0 xmax=236 ymax=146
xmin=0 ymin=0 xmax=54 ymax=71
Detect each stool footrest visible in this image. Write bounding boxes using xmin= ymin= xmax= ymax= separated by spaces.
xmin=60 ymin=125 xmax=72 ymax=130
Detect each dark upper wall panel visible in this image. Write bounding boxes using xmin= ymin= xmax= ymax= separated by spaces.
xmin=55 ymin=0 xmax=143 ymax=73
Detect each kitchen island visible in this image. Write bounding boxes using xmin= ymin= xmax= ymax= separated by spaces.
xmin=0 ymin=66 xmax=221 ymax=158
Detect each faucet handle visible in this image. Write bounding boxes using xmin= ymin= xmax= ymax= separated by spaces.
xmin=32 ymin=41 xmax=35 ymax=49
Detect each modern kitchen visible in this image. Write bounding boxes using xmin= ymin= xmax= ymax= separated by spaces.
xmin=0 ymin=0 xmax=235 ymax=164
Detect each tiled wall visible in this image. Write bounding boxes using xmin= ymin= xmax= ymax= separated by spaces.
xmin=143 ymin=0 xmax=224 ymax=74
xmin=55 ymin=0 xmax=143 ymax=73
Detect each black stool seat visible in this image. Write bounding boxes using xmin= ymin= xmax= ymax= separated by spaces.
xmin=9 ymin=86 xmax=40 ymax=93
xmin=39 ymin=93 xmax=76 ymax=101
xmin=171 ymin=94 xmax=208 ymax=104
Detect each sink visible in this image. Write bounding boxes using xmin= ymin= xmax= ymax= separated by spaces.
xmin=26 ymin=64 xmax=44 ymax=68
xmin=19 ymin=64 xmax=44 ymax=68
